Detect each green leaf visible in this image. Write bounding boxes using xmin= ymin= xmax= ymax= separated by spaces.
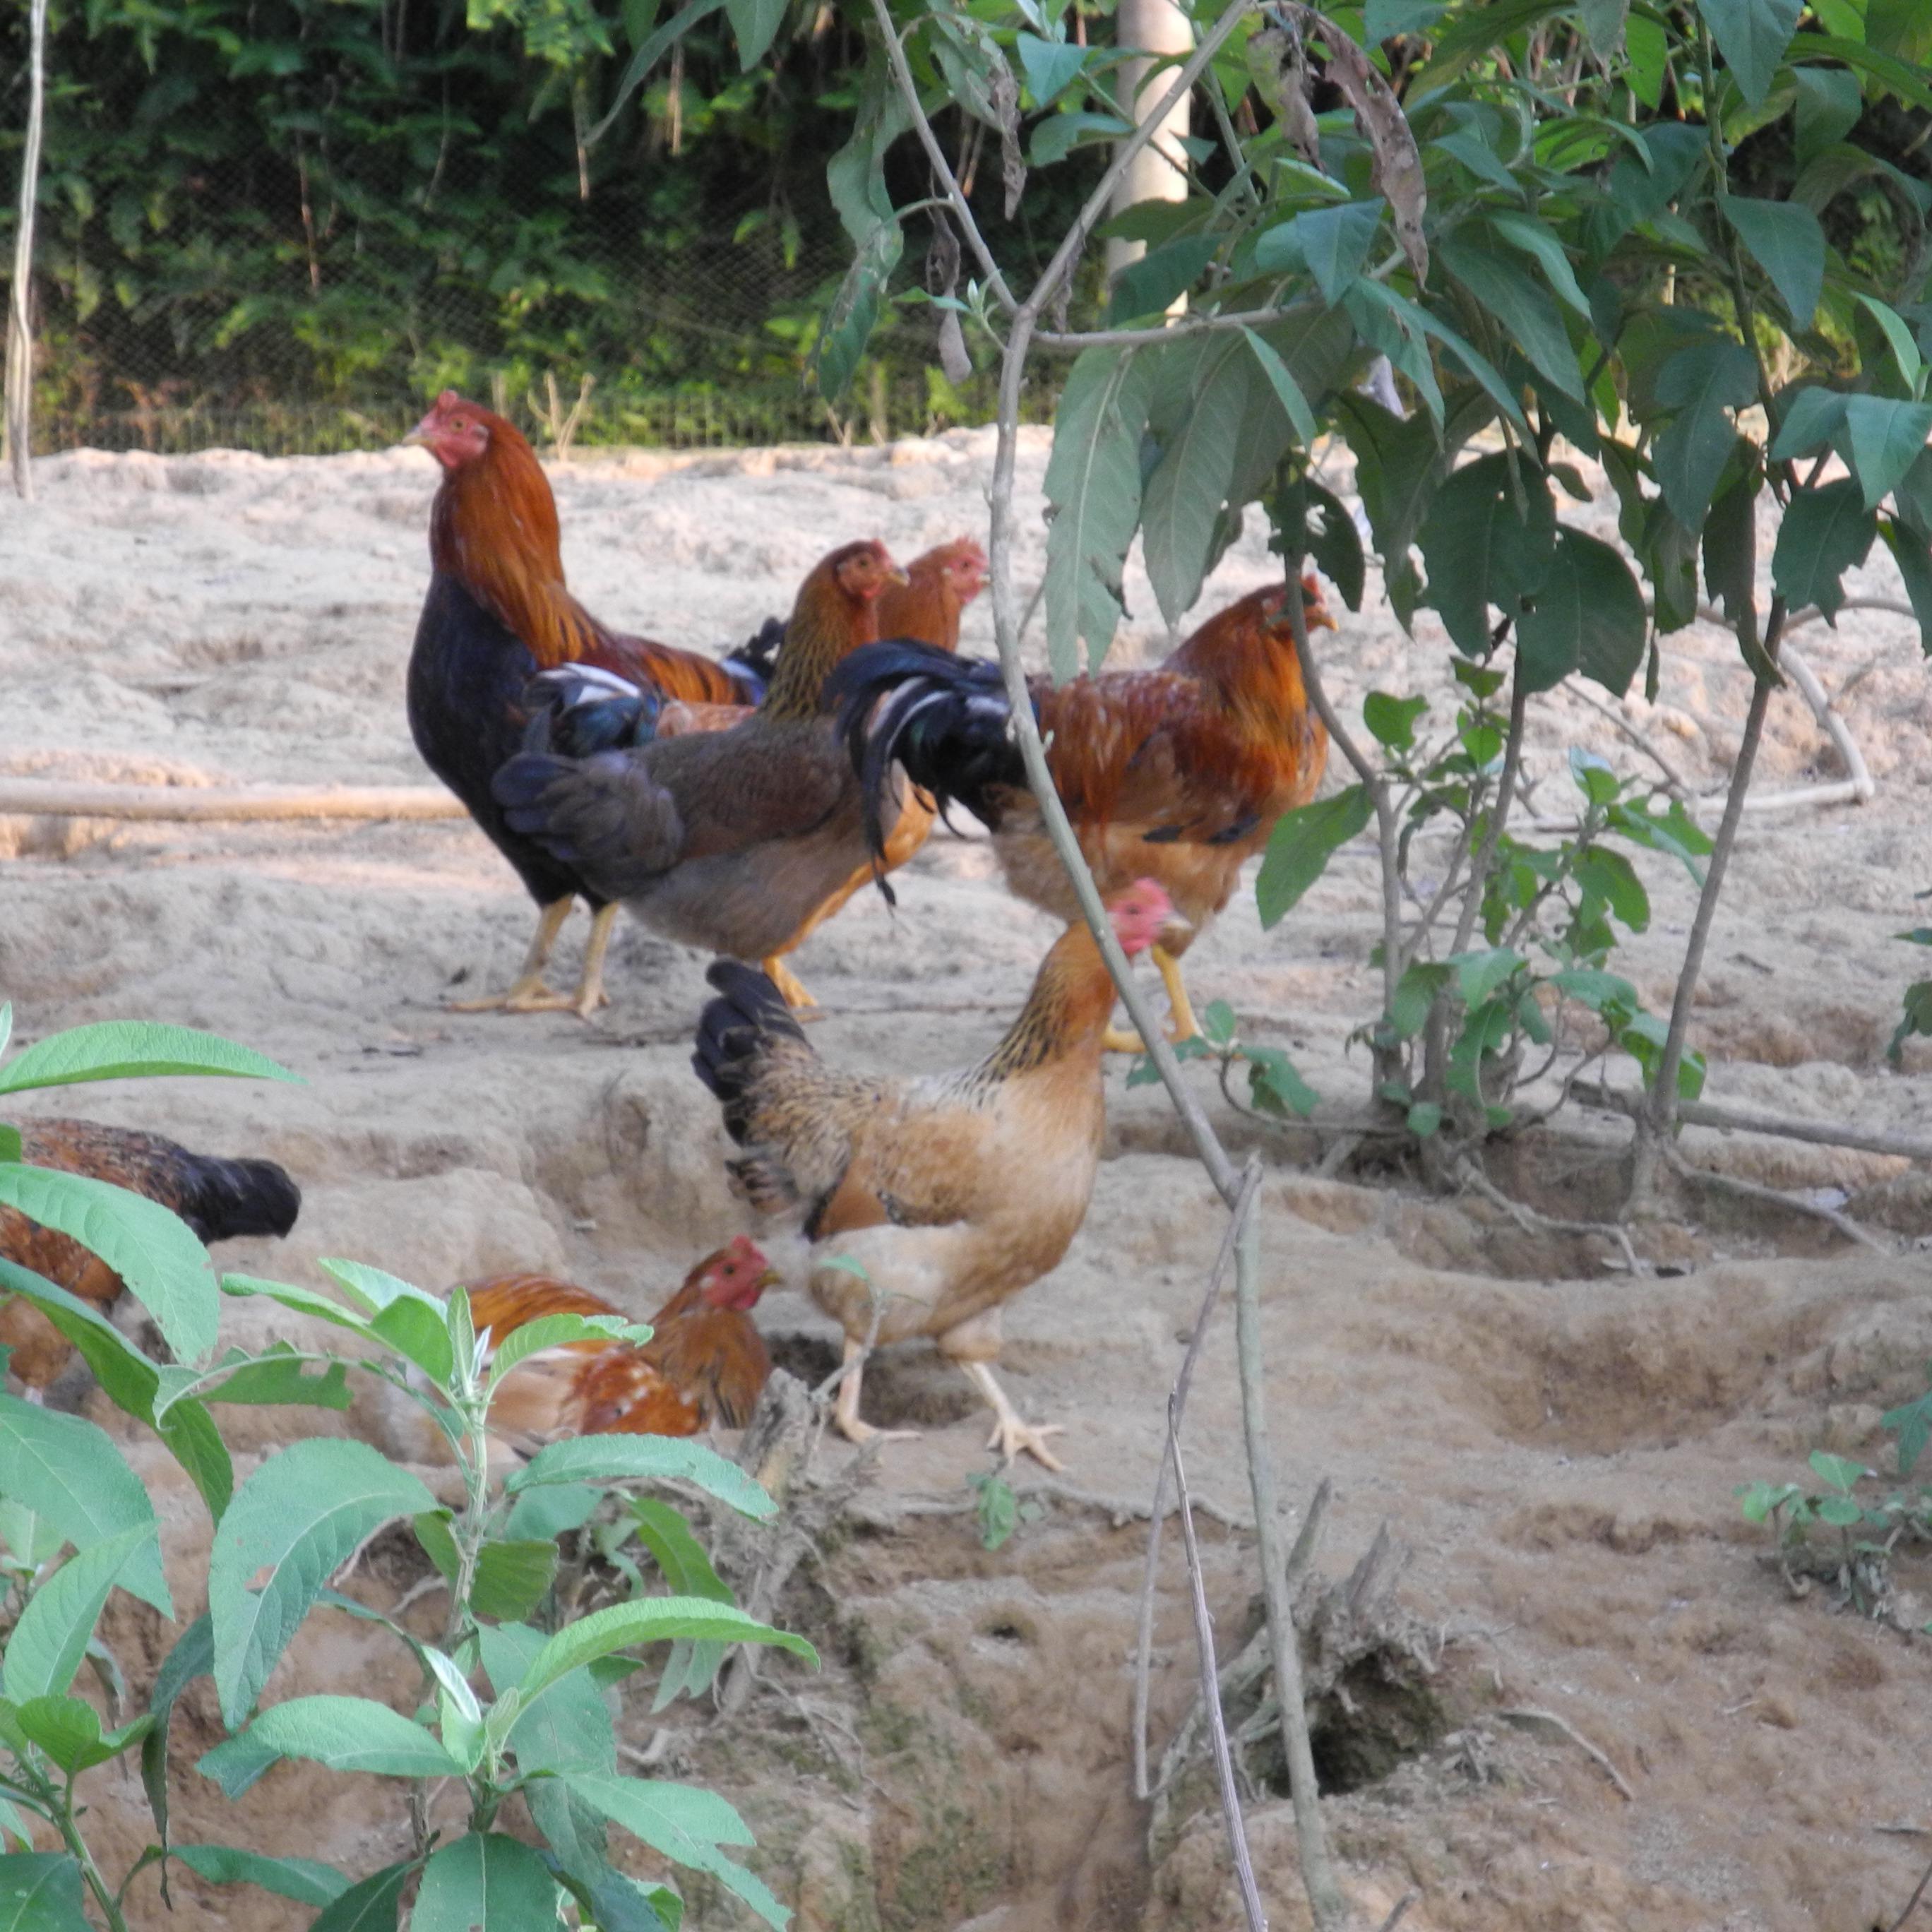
xmin=2 ymin=1527 xmax=157 ymax=1703
xmin=1703 ymin=467 xmax=1760 ymax=628
xmin=722 ymin=0 xmax=782 ymax=67
xmin=470 ymin=1539 xmax=560 ymax=1623
xmin=1406 ymin=1101 xmax=1443 ymax=1138
xmin=1575 ymin=849 xmax=1651 ymax=931
xmin=629 ymin=1499 xmax=735 ymax=1708
xmin=1578 ymin=0 xmax=1628 ymax=54
xmin=967 ymin=1470 xmax=1019 ymax=1551
xmin=1390 ymin=961 xmax=1453 ymax=1039
xmin=591 ymin=0 xmax=726 ymax=141
xmin=143 ymin=1615 xmax=213 ymax=1871
xmin=1879 ymin=521 xmax=1932 ymax=654
xmin=0 ymin=1854 xmax=88 ymax=1930
xmin=0 ymin=1021 xmax=294 ymax=1097
xmin=1362 ymin=692 xmax=1428 ymax=751
xmin=1439 ymin=237 xmax=1584 ymax=400
xmin=9 ymin=1695 xmax=150 ymax=1774
xmin=1015 ymin=32 xmax=1086 ymax=107
xmin=1240 ymin=328 xmax=1317 ymax=446
xmin=1296 ymin=200 xmax=1383 ymax=307
xmin=1771 ymin=478 xmax=1878 ymax=621
xmin=315 ymin=1258 xmax=435 ymax=1319
xmin=1882 ymin=1388 xmax=1932 ymax=1475
xmin=526 ymin=1784 xmax=673 ymax=1932
xmin=1793 ymin=66 xmax=1863 ymax=167
xmin=1306 ymin=482 xmax=1368 ymax=614
xmin=414 ymin=1834 xmax=558 ymax=1931
xmin=566 ymin=1774 xmax=784 ymax=1931
xmin=0 ymin=1397 xmax=169 ymax=1613
xmin=479 ymin=1623 xmax=615 ymax=1777
xmin=220 ymin=1273 xmax=378 ymax=1344
xmin=506 ymin=1434 xmax=777 ymax=1521
xmin=517 ymin=1597 xmax=816 ymax=1707
xmin=1108 ymin=234 xmax=1218 ymax=324
xmin=201 ymin=1346 xmax=352 ymax=1411
xmin=208 ymin=1438 xmax=436 ymax=1729
xmin=307 ymin=1862 xmax=416 ymax=1932
xmin=1842 ymin=397 xmax=1932 ymax=511
xmin=1418 ymin=452 xmax=1558 ymax=655
xmin=172 ymin=1845 xmax=348 ymax=1907
xmin=198 ymin=1697 xmax=462 ymax=1793
xmin=368 ymin=1295 xmax=455 ymax=1385
xmin=1652 ymin=341 xmax=1759 ymax=529
xmin=1700 ymin=0 xmax=1802 ymax=106
xmin=503 ymin=1483 xmax=602 ymax=1542
xmin=1030 ymin=109 xmax=1129 ymax=167
xmin=1808 ymin=1449 xmax=1867 ymax=1493
xmin=1857 ymin=294 xmax=1924 ymax=397
xmin=1143 ymin=336 xmax=1253 ymax=626
xmin=1256 ymin=786 xmax=1372 ymax=928
xmin=0 ymin=1164 xmax=216 ymax=1364
xmin=1516 ymin=527 xmax=1647 ymax=696
xmin=813 ymin=219 xmax=903 ymax=403
xmin=1487 ymin=213 xmax=1592 ymax=316
xmin=1719 ymin=195 xmax=1825 ymax=328
xmin=1450 ymin=948 xmax=1524 ymax=1008
xmin=1770 ymin=387 xmax=1848 ymax=463
xmin=1365 ymin=0 xmax=1445 ymax=37
xmin=1044 ymin=344 xmax=1157 ymax=678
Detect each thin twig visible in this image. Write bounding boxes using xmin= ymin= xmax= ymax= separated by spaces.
xmin=1373 ymin=1895 xmax=1420 ymax=1932
xmin=1572 ymin=1082 xmax=1932 ymax=1163
xmin=1497 ymin=1706 xmax=1634 ymax=1800
xmin=1888 ymin=1854 xmax=1932 ymax=1932
xmin=1135 ymin=1157 xmax=1263 ymax=1798
xmin=1171 ymin=1401 xmax=1268 ymax=1932
xmin=1563 ymin=678 xmax=1694 ymax=800
xmin=1455 ymin=1160 xmax=1640 ymax=1275
xmin=1664 ymin=1147 xmax=1888 ymax=1252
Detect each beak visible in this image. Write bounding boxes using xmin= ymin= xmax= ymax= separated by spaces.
xmin=402 ymin=412 xmax=437 ymax=448
xmin=1308 ymin=604 xmax=1338 ymax=632
xmin=1155 ymin=912 xmax=1195 ymax=955
xmin=888 ymin=566 xmax=911 ymax=587
xmin=753 ymin=1265 xmax=782 ymax=1294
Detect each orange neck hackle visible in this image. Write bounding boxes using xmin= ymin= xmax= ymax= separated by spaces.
xmin=1167 ymin=578 xmax=1330 ymax=735
xmin=763 ymin=539 xmax=905 ymax=720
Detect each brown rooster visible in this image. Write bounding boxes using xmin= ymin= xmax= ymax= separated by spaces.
xmin=466 ymin=1237 xmax=777 ymax=1453
xmin=833 ymin=578 xmax=1333 ymax=1049
xmin=406 ymin=390 xmax=765 ymax=1020
xmin=491 ymin=540 xmax=909 ymax=997
xmin=1 ymin=1121 xmax=300 ymax=1393
xmin=691 ymin=881 xmax=1186 ymax=1468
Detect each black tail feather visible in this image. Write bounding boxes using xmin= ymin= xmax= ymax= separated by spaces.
xmin=518 ymin=666 xmax=660 ymax=759
xmin=720 ymin=615 xmax=786 ymax=703
xmin=692 ymin=960 xmax=810 ymax=1147
xmin=174 ymin=1153 xmax=301 ymax=1246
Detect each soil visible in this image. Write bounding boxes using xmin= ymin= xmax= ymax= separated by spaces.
xmin=4 ymin=428 xmax=1932 ymax=1931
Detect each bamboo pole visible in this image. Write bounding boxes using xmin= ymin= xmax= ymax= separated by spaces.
xmin=4 ymin=0 xmax=49 ymax=500
xmin=0 ymin=780 xmax=466 ymax=822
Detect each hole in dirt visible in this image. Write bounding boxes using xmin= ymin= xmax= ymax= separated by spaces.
xmin=765 ymin=1332 xmax=979 ymax=1429
xmin=1304 ymin=1658 xmax=1448 ymax=1795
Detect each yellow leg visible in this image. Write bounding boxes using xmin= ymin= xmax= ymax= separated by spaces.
xmin=1102 ymin=1024 xmax=1150 ymax=1056
xmin=449 ymin=898 xmax=580 ymax=1012
xmin=1154 ymin=944 xmax=1202 ymax=1044
xmin=958 ymin=1360 xmax=1064 ymax=1470
xmin=762 ymin=955 xmax=817 ymax=1010
xmin=565 ymin=904 xmax=618 ymax=1020
xmin=834 ymin=1338 xmax=920 ymax=1449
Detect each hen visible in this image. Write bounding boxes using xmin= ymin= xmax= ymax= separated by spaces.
xmin=406 ymin=390 xmax=763 ymax=1020
xmin=691 ymin=881 xmax=1184 ymax=1468
xmin=491 ymin=539 xmax=908 ymax=994
xmin=1 ymin=1121 xmax=300 ymax=1393
xmin=833 ymin=578 xmax=1333 ymax=1049
xmin=466 ymin=1236 xmax=777 ymax=1455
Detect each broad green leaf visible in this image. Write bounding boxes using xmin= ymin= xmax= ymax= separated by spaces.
xmin=1438 ymin=237 xmax=1584 ymax=400
xmin=1488 ymin=213 xmax=1591 ymax=316
xmin=1044 ymin=344 xmax=1157 ymax=678
xmin=1768 ymin=385 xmax=1848 ymax=459
xmin=470 ymin=1539 xmax=560 ymax=1622
xmin=1857 ymin=294 xmax=1924 ymax=396
xmin=1344 ymin=282 xmax=1445 ymax=430
xmin=0 ymin=1022 xmax=294 ymax=1096
xmin=1390 ymin=962 xmax=1453 ymax=1040
xmin=1015 ymin=31 xmax=1086 ymax=107
xmin=631 ymin=1498 xmax=735 ymax=1709
xmin=1720 ymin=195 xmax=1825 ymax=326
xmin=1244 ymin=1047 xmax=1318 ymax=1119
xmin=198 ymin=1696 xmax=461 ymax=1793
xmin=1808 ymin=1449 xmax=1867 ymax=1493
xmin=220 ymin=1272 xmax=378 ymax=1343
xmin=208 ymin=1438 xmax=436 ymax=1728
xmin=1362 ymin=692 xmax=1428 ymax=751
xmin=1450 ymin=948 xmax=1525 ymax=1009
xmin=1700 ymin=0 xmax=1802 ymax=107
xmin=1517 ymin=527 xmax=1647 ymax=696
xmin=813 ymin=220 xmax=902 ymax=402
xmin=143 ymin=1614 xmax=213 ymax=1869
xmin=1240 ymin=328 xmax=1317 ymax=446
xmin=0 ymin=1164 xmax=216 ymax=1364
xmin=1879 ymin=521 xmax=1932 ymax=655
xmin=1256 ymin=786 xmax=1372 ymax=929
xmin=1842 ymin=397 xmax=1932 ymax=511
xmin=1306 ymin=482 xmax=1367 ymax=614
xmin=0 ymin=1397 xmax=168 ymax=1612
xmin=1578 ymin=0 xmax=1628 ymax=54
xmin=1771 ymin=478 xmax=1878 ymax=621
xmin=1418 ymin=451 xmax=1558 ymax=655
xmin=1793 ymin=67 xmax=1863 ymax=168
xmin=507 ymin=1433 xmax=776 ymax=1521
xmin=1407 ymin=0 xmax=1565 ymax=88
xmin=1883 ymin=1388 xmax=1932 ymax=1475
xmin=566 ymin=1774 xmax=783 ymax=1931
xmin=1800 ymin=34 xmax=1932 ymax=117
xmin=479 ymin=1622 xmax=616 ymax=1776
xmin=316 ymin=1258 xmax=439 ymax=1319
xmin=1548 ymin=967 xmax=1639 ymax=1013
xmin=0 ymin=1854 xmax=88 ymax=1930
xmin=414 ymin=1834 xmax=558 ymax=1931
xmin=503 ymin=1482 xmax=601 ymax=1542
xmin=517 ymin=1597 xmax=816 ymax=1706
xmin=1408 ymin=302 xmax=1530 ymax=436
xmin=3 ymin=1526 xmax=157 ymax=1702
xmin=1652 ymin=341 xmax=1759 ymax=528
xmin=1364 ymin=0 xmax=1445 ymax=37
xmin=200 ymin=1345 xmax=352 ymax=1411
xmin=1340 ymin=395 xmax=1447 ymax=627
xmin=591 ymin=0 xmax=725 ymax=141
xmin=525 ymin=1782 xmax=672 ymax=1932
xmin=1143 ymin=335 xmax=1253 ymax=626
xmin=1107 ymin=233 xmax=1217 ymax=324
xmin=1296 ymin=200 xmax=1382 ymax=307
xmin=173 ymin=1845 xmax=347 ymax=1907
xmin=0 ymin=1499 xmax=61 ymax=1569
xmin=722 ymin=0 xmax=782 ymax=67
xmin=307 ymin=1862 xmax=416 ymax=1932
xmin=1575 ymin=849 xmax=1651 ymax=931
xmin=10 ymin=1695 xmax=150 ymax=1774
xmin=1030 ymin=109 xmax=1130 ymax=167
xmin=368 ymin=1296 xmax=455 ymax=1385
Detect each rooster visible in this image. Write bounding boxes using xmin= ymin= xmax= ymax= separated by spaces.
xmin=691 ymin=881 xmax=1186 ymax=1469
xmin=1 ymin=1122 xmax=300 ymax=1394
xmin=832 ymin=578 xmax=1333 ymax=1050
xmin=491 ymin=539 xmax=909 ymax=1000
xmin=465 ymin=1237 xmax=777 ymax=1455
xmin=406 ymin=390 xmax=765 ymax=1020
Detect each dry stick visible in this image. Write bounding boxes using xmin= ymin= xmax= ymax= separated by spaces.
xmin=1373 ymin=1897 xmax=1419 ymax=1932
xmin=1571 ymin=1081 xmax=1932 ymax=1164
xmin=1496 ymin=1707 xmax=1634 ymax=1801
xmin=0 ymin=779 xmax=467 ymax=821
xmin=1133 ymin=1156 xmax=1264 ymax=1799
xmin=1662 ymin=1147 xmax=1888 ymax=1253
xmin=1889 ymin=1853 xmax=1932 ymax=1932
xmin=1170 ymin=1402 xmax=1268 ymax=1932
xmin=1779 ymin=642 xmax=1876 ymax=802
xmin=4 ymin=0 xmax=48 ymax=500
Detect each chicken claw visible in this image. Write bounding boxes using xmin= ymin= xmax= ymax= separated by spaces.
xmin=761 ymin=955 xmax=818 ymax=1010
xmin=834 ymin=1340 xmax=919 ymax=1450
xmin=450 ymin=901 xmax=613 ymax=1019
xmin=958 ymin=1360 xmax=1065 ymax=1471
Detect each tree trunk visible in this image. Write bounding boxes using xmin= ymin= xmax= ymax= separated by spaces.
xmin=1105 ymin=0 xmax=1193 ymax=285
xmin=5 ymin=0 xmax=48 ymax=501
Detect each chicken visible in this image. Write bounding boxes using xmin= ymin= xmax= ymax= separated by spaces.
xmin=465 ymin=1237 xmax=777 ymax=1454
xmin=690 ymin=881 xmax=1186 ymax=1469
xmin=490 ymin=539 xmax=910 ymax=1000
xmin=0 ymin=1121 xmax=300 ymax=1393
xmin=832 ymin=577 xmax=1334 ymax=1051
xmin=405 ymin=390 xmax=765 ymax=1020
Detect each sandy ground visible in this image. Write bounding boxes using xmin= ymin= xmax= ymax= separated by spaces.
xmin=4 ymin=429 xmax=1932 ymax=1930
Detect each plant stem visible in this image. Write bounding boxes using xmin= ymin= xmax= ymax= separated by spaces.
xmin=51 ymin=1779 xmax=130 ymax=1932
xmin=4 ymin=0 xmax=47 ymax=499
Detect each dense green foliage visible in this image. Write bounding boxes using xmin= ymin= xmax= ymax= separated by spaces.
xmin=0 ymin=1008 xmax=808 ymax=1929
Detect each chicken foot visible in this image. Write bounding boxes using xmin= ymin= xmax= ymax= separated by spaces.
xmin=1101 ymin=945 xmax=1202 ymax=1056
xmin=449 ymin=899 xmax=613 ymax=1018
xmin=958 ymin=1359 xmax=1066 ymax=1471
xmin=762 ymin=955 xmax=818 ymax=1011
xmin=833 ymin=1337 xmax=919 ymax=1449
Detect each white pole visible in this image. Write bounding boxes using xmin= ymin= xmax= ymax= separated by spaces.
xmin=5 ymin=0 xmax=49 ymax=501
xmin=1105 ymin=0 xmax=1195 ymax=285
